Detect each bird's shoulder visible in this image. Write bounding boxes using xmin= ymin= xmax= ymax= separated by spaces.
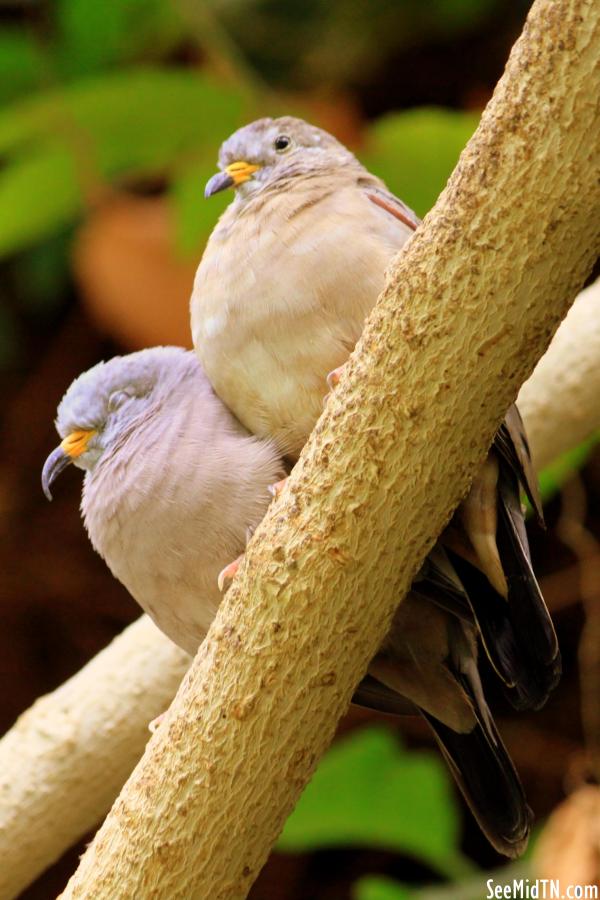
xmin=356 ymin=176 xmax=421 ymax=233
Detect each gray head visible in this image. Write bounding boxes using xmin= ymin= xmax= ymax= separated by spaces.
xmin=204 ymin=116 xmax=357 ymax=202
xmin=42 ymin=346 xmax=198 ymax=499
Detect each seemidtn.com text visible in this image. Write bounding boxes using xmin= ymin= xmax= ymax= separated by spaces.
xmin=486 ymin=880 xmax=598 ymax=899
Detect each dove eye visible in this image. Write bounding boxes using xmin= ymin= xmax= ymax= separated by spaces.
xmin=273 ymin=134 xmax=292 ymax=152
xmin=108 ymin=390 xmax=133 ymax=412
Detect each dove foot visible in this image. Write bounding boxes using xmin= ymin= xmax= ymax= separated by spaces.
xmin=218 ymin=554 xmax=244 ymax=592
xmin=327 ymin=365 xmax=345 ymax=391
xmin=268 ymin=477 xmax=288 ymax=499
xmin=149 ymin=712 xmax=166 ymax=733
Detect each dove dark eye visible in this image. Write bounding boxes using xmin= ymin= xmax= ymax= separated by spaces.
xmin=274 ymin=135 xmax=291 ymax=152
xmin=108 ymin=390 xmax=134 ymax=412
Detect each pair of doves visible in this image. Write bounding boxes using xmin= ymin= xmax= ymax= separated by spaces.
xmin=43 ymin=116 xmax=560 ymax=858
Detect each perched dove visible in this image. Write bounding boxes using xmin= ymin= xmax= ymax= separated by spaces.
xmin=43 ymin=346 xmax=530 ymax=856
xmin=42 ymin=346 xmax=285 ymax=652
xmin=192 ymin=115 xmax=560 ymax=711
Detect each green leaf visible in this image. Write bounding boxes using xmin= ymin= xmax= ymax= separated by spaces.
xmin=0 ymin=68 xmax=242 ymax=163
xmin=354 ymin=875 xmax=415 ymax=900
xmin=362 ymin=108 xmax=479 ymax=217
xmin=170 ymin=157 xmax=231 ymax=255
xmin=54 ymin=0 xmax=185 ymax=77
xmin=537 ymin=436 xmax=599 ymax=503
xmin=278 ymin=727 xmax=471 ymax=879
xmin=0 ymin=146 xmax=81 ymax=258
xmin=0 ymin=69 xmax=243 ymax=256
xmin=0 ymin=30 xmax=47 ymax=105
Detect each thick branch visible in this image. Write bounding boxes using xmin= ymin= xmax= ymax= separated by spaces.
xmin=0 ymin=617 xmax=189 ymax=900
xmin=0 ymin=281 xmax=598 ymax=900
xmin=58 ymin=1 xmax=600 ymax=896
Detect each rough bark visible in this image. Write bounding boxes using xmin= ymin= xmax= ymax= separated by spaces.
xmin=0 ymin=281 xmax=598 ymax=900
xmin=57 ymin=1 xmax=599 ymax=896
xmin=0 ymin=616 xmax=189 ymax=900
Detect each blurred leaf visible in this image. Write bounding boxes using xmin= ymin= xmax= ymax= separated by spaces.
xmin=363 ymin=108 xmax=479 ymax=217
xmin=278 ymin=727 xmax=472 ymax=879
xmin=0 ymin=69 xmax=243 ymax=256
xmin=170 ymin=158 xmax=231 ymax=255
xmin=0 ymin=146 xmax=80 ymax=259
xmin=55 ymin=0 xmax=185 ymax=77
xmin=538 ymin=437 xmax=599 ymax=503
xmin=354 ymin=876 xmax=415 ymax=900
xmin=0 ymin=30 xmax=47 ymax=105
xmin=0 ymin=68 xmax=242 ymax=162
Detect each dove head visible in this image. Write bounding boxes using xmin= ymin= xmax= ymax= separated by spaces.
xmin=204 ymin=116 xmax=357 ymax=201
xmin=42 ymin=347 xmax=196 ymax=498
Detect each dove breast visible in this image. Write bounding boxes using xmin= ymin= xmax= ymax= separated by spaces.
xmin=192 ymin=171 xmax=413 ymax=458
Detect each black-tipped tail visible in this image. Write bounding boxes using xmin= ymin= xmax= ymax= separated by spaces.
xmin=447 ymin=469 xmax=561 ymax=713
xmin=421 ymin=710 xmax=532 ymax=858
xmin=353 ymin=675 xmax=415 ymax=717
xmin=495 ymin=468 xmax=561 ymax=709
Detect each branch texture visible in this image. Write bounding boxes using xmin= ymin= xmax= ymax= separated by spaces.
xmin=55 ymin=1 xmax=600 ymax=896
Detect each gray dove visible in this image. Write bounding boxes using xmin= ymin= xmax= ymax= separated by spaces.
xmin=42 ymin=346 xmax=285 ymax=652
xmin=43 ymin=346 xmax=531 ymax=857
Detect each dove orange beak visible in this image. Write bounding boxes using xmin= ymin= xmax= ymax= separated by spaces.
xmin=204 ymin=161 xmax=260 ymax=197
xmin=41 ymin=429 xmax=96 ymax=500
xmin=60 ymin=429 xmax=96 ymax=458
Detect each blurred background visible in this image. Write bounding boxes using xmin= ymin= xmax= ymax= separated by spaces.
xmin=1 ymin=0 xmax=598 ymax=897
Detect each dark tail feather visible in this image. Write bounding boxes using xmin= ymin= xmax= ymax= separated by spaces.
xmin=449 ymin=547 xmax=559 ymax=710
xmin=447 ymin=473 xmax=560 ymax=711
xmin=352 ymin=675 xmax=415 ymax=717
xmin=444 ymin=550 xmax=524 ymax=690
xmin=496 ymin=468 xmax=561 ymax=709
xmin=494 ymin=406 xmax=544 ymax=526
xmin=421 ymin=709 xmax=532 ymax=858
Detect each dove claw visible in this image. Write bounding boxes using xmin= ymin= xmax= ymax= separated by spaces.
xmin=326 ymin=365 xmax=345 ymax=391
xmin=218 ymin=554 xmax=243 ymax=592
xmin=268 ymin=477 xmax=288 ymax=499
xmin=149 ymin=712 xmax=166 ymax=734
